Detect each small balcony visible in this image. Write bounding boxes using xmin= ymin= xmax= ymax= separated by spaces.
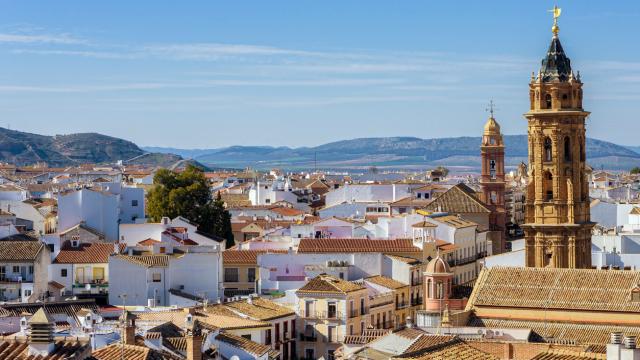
xmin=396 ymin=301 xmax=408 ymax=310
xmin=0 ymin=275 xmax=34 ymax=284
xmin=72 ymin=282 xmax=109 ymax=294
xmin=373 ymin=321 xmax=395 ymax=330
xmin=300 ymin=310 xmax=344 ymax=320
xmin=411 ymin=297 xmax=423 ymax=306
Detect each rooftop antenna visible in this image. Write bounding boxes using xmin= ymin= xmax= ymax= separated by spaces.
xmin=118 ymin=293 xmax=128 ymax=360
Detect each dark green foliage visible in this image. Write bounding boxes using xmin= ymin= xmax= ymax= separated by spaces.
xmin=147 ymin=165 xmax=234 ymax=248
xmin=631 ymin=167 xmax=640 ymax=174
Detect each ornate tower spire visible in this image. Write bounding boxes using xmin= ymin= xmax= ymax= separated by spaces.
xmin=522 ymin=8 xmax=594 ymax=269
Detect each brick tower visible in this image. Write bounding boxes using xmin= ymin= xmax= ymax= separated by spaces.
xmin=522 ymin=7 xmax=594 ymax=268
xmin=480 ymin=109 xmax=506 ymax=255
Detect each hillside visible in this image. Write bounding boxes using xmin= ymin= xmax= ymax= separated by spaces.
xmin=0 ymin=127 xmax=181 ymax=167
xmin=146 ymin=135 xmax=640 ymax=171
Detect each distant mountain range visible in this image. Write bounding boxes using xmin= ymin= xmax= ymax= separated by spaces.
xmin=0 ymin=127 xmax=200 ymax=168
xmin=144 ymin=135 xmax=640 ymax=171
xmin=0 ymin=126 xmax=636 ymax=171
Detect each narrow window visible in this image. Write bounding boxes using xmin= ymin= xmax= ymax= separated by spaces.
xmin=564 ymin=137 xmax=571 ymax=162
xmin=544 ymin=137 xmax=553 ymax=162
xmin=544 ymin=171 xmax=554 ymax=201
xmin=545 ymin=93 xmax=552 ymax=108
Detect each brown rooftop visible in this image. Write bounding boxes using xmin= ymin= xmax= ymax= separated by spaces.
xmin=297 ymin=273 xmax=365 ymax=295
xmin=297 ymin=238 xmax=420 ymax=254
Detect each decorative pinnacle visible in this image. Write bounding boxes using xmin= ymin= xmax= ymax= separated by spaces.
xmin=548 ymin=5 xmax=562 ymax=37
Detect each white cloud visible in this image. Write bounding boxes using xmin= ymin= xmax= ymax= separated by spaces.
xmin=10 ymin=49 xmax=138 ymax=59
xmin=141 ymin=43 xmax=324 ymax=60
xmin=0 ymin=33 xmax=86 ymax=45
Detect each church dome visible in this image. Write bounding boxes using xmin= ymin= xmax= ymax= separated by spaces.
xmin=483 ymin=117 xmax=501 ymax=136
xmin=425 ymin=255 xmax=451 ymax=274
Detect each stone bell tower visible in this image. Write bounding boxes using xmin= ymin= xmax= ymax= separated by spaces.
xmin=522 ymin=7 xmax=594 ymax=269
xmin=479 ymin=106 xmax=506 ymax=255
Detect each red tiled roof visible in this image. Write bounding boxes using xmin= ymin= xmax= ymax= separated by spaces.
xmin=270 ymin=207 xmax=304 ymax=217
xmin=223 ymin=249 xmax=288 ymax=265
xmin=297 ymin=238 xmax=421 ymax=254
xmin=137 ymin=238 xmax=160 ymax=246
xmin=54 ymin=242 xmax=120 ymax=264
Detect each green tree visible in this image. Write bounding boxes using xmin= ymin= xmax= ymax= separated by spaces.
xmin=435 ymin=166 xmax=450 ymax=177
xmin=147 ymin=165 xmax=234 ymax=248
xmin=631 ymin=167 xmax=640 ymax=175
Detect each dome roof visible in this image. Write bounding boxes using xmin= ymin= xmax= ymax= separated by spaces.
xmin=483 ymin=117 xmax=501 ymax=135
xmin=425 ymin=255 xmax=451 ymax=274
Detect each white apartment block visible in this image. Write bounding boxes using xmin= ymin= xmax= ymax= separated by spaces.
xmin=58 ymin=182 xmax=145 ymax=241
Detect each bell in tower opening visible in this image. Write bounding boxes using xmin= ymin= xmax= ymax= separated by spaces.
xmin=522 ymin=7 xmax=594 ymax=269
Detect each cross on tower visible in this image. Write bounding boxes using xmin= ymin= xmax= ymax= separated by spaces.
xmin=486 ymin=100 xmax=497 ymax=118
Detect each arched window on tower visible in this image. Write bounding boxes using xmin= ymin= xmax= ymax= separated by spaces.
xmin=564 ymin=137 xmax=572 ymax=162
xmin=580 ymin=142 xmax=585 ymax=162
xmin=545 ymin=93 xmax=552 ymax=109
xmin=544 ymin=171 xmax=554 ymax=201
xmin=436 ymin=281 xmax=444 ymax=299
xmin=427 ymin=279 xmax=432 ymax=299
xmin=544 ymin=137 xmax=553 ymax=162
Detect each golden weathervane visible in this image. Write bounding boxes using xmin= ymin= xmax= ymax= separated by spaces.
xmin=549 ymin=5 xmax=562 ymax=36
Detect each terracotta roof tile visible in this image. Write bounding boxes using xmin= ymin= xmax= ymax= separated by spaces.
xmin=54 ymin=241 xmax=118 ymax=264
xmin=222 ymin=249 xmax=288 ymax=265
xmin=399 ymin=339 xmax=498 ymax=360
xmin=0 ymin=241 xmax=43 ymax=261
xmin=112 ymin=254 xmax=170 ymax=268
xmin=530 ymin=350 xmax=605 ymax=360
xmin=215 ymin=331 xmax=272 ymax=357
xmin=297 ymin=238 xmax=420 ymax=254
xmin=365 ymin=275 xmax=409 ymax=290
xmin=223 ymin=297 xmax=295 ymax=321
xmin=0 ymin=339 xmax=91 ymax=360
xmin=137 ymin=238 xmax=160 ymax=246
xmin=468 ymin=317 xmax=640 ymax=347
xmin=297 ymin=274 xmax=365 ymax=294
xmin=432 ymin=215 xmax=477 ymax=229
xmin=270 ymin=207 xmax=304 ymax=217
xmin=469 ymin=267 xmax=640 ymax=313
xmin=423 ymin=184 xmax=491 ymax=214
xmin=90 ymin=343 xmax=181 ymax=360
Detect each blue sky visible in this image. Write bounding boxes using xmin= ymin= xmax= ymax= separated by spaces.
xmin=1 ymin=1 xmax=640 ymax=148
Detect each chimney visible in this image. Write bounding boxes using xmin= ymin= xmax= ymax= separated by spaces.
xmin=620 ymin=336 xmax=640 ymax=360
xmin=27 ymin=308 xmax=55 ymax=357
xmin=122 ymin=311 xmax=136 ymax=345
xmin=609 ymin=332 xmax=625 ymax=360
xmin=185 ymin=320 xmax=203 ymax=360
xmin=186 ymin=332 xmax=203 ymax=360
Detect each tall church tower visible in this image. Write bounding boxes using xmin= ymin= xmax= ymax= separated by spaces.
xmin=522 ymin=8 xmax=594 ymax=269
xmin=479 ymin=110 xmax=506 ymax=255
